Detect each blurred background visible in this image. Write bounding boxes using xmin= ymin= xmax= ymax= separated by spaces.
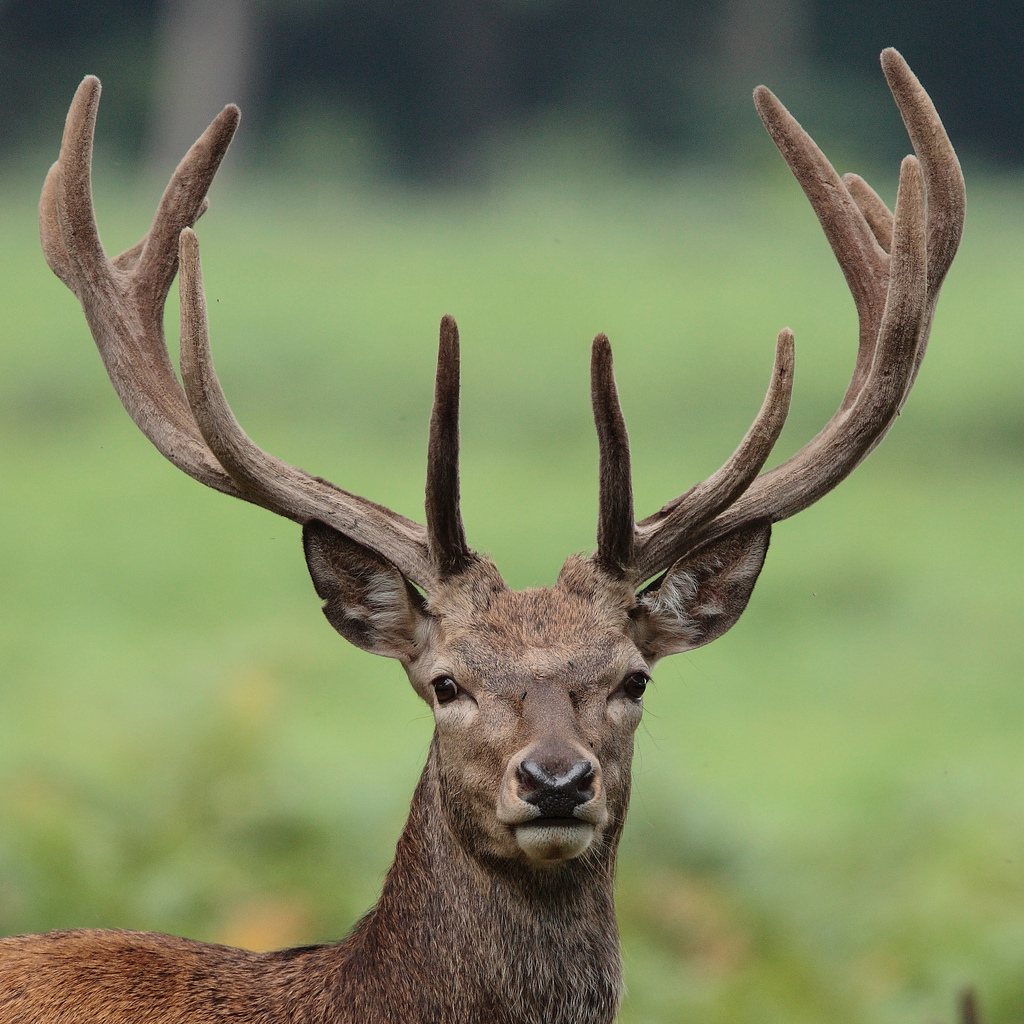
xmin=1 ymin=2 xmax=1023 ymax=1022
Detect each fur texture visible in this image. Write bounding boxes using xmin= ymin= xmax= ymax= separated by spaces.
xmin=0 ymin=527 xmax=771 ymax=1024
xmin=0 ymin=744 xmax=621 ymax=1024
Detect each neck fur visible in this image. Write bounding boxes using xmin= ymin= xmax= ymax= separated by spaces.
xmin=329 ymin=737 xmax=624 ymax=1024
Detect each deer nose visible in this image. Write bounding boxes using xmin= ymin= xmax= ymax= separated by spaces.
xmin=517 ymin=759 xmax=595 ymax=817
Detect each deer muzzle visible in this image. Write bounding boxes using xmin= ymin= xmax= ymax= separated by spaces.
xmin=496 ymin=751 xmax=608 ymax=864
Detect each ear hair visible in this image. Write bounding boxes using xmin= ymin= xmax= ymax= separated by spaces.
xmin=632 ymin=520 xmax=771 ymax=661
xmin=303 ymin=519 xmax=428 ymax=660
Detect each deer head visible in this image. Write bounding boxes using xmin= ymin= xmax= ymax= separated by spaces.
xmin=39 ymin=49 xmax=963 ymax=874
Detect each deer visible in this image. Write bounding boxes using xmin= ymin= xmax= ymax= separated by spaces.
xmin=0 ymin=48 xmax=963 ymax=1024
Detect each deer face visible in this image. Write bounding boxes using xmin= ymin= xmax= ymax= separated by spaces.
xmin=303 ymin=522 xmax=770 ymax=867
xmin=409 ymin=571 xmax=646 ymax=866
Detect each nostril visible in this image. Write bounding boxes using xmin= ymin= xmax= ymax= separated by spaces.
xmin=518 ymin=758 xmax=597 ymax=816
xmin=565 ymin=759 xmax=595 ymax=798
xmin=518 ymin=760 xmax=567 ymax=799
xmin=517 ymin=760 xmax=548 ymax=795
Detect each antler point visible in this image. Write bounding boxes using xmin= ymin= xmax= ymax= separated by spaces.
xmin=179 ymin=226 xmax=199 ymax=257
xmin=880 ymin=47 xmax=914 ymax=91
xmin=775 ymin=328 xmax=795 ymax=374
xmin=752 ymin=85 xmax=778 ymax=114
xmin=438 ymin=314 xmax=459 ymax=351
xmin=216 ymin=104 xmax=242 ymax=133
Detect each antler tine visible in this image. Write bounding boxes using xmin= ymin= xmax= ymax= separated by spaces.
xmin=843 ymin=173 xmax=894 ymax=254
xmin=882 ymin=49 xmax=964 ymax=304
xmin=39 ymin=161 xmax=74 ymax=285
xmin=881 ymin=47 xmax=965 ymax=401
xmin=131 ymin=105 xmax=240 ymax=292
xmin=631 ymin=329 xmax=794 ymax=581
xmin=44 ymin=76 xmax=106 ymax=289
xmin=704 ymin=153 xmax=927 ymax=541
xmin=591 ymin=334 xmax=635 ymax=575
xmin=754 ymin=84 xmax=889 ymax=415
xmin=177 ymin=229 xmax=436 ymax=589
xmin=40 ymin=75 xmax=243 ymax=496
xmin=840 ymin=49 xmax=964 ymax=403
xmin=425 ymin=315 xmax=475 ymax=577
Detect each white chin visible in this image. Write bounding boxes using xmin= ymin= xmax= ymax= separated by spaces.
xmin=514 ymin=821 xmax=596 ymax=863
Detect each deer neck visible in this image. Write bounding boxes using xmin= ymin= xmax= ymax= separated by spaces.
xmin=339 ymin=736 xmax=625 ymax=1024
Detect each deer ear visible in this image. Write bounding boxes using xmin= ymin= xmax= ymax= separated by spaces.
xmin=302 ymin=520 xmax=429 ymax=660
xmin=631 ymin=520 xmax=771 ymax=662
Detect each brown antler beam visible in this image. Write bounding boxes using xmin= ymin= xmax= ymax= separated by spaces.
xmin=177 ymin=229 xmax=437 ymax=588
xmin=39 ymin=76 xmax=241 ymax=495
xmin=614 ymin=48 xmax=962 ymax=584
xmin=43 ymin=75 xmax=439 ymax=590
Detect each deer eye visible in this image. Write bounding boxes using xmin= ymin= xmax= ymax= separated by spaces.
xmin=432 ymin=677 xmax=460 ymax=704
xmin=622 ymin=672 xmax=649 ymax=700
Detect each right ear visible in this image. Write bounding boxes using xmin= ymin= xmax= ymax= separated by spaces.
xmin=630 ymin=519 xmax=771 ymax=663
xmin=302 ymin=520 xmax=430 ymax=660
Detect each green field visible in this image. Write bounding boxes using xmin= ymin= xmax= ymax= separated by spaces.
xmin=1 ymin=155 xmax=1022 ymax=1024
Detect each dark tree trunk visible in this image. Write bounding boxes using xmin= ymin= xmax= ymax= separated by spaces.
xmin=147 ymin=0 xmax=259 ymax=173
xmin=719 ymin=0 xmax=808 ymax=79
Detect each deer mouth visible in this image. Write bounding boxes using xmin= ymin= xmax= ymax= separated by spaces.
xmin=512 ymin=818 xmax=596 ymax=863
xmin=522 ymin=816 xmax=588 ymax=827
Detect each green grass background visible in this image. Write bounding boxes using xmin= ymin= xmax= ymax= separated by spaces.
xmin=1 ymin=150 xmax=1022 ymax=1024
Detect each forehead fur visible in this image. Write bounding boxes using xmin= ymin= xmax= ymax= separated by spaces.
xmin=427 ymin=554 xmax=637 ymax=668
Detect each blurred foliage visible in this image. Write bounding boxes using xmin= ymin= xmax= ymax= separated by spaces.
xmin=1 ymin=147 xmax=1023 ymax=1024
xmin=0 ymin=0 xmax=159 ymax=163
xmin=813 ymin=0 xmax=1024 ymax=166
xmin=1 ymin=0 xmax=1023 ymax=181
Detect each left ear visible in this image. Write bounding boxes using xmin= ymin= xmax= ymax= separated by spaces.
xmin=302 ymin=519 xmax=429 ymax=661
xmin=631 ymin=520 xmax=771 ymax=662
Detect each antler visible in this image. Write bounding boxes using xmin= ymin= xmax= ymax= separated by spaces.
xmin=48 ymin=53 xmax=962 ymax=597
xmin=41 ymin=76 xmax=480 ymax=591
xmin=592 ymin=48 xmax=963 ymax=583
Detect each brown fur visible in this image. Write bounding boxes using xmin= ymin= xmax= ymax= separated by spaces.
xmin=0 ymin=544 xmax=764 ymax=1024
xmin=13 ymin=49 xmax=965 ymax=1024
xmin=1 ymin=743 xmax=620 ymax=1024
